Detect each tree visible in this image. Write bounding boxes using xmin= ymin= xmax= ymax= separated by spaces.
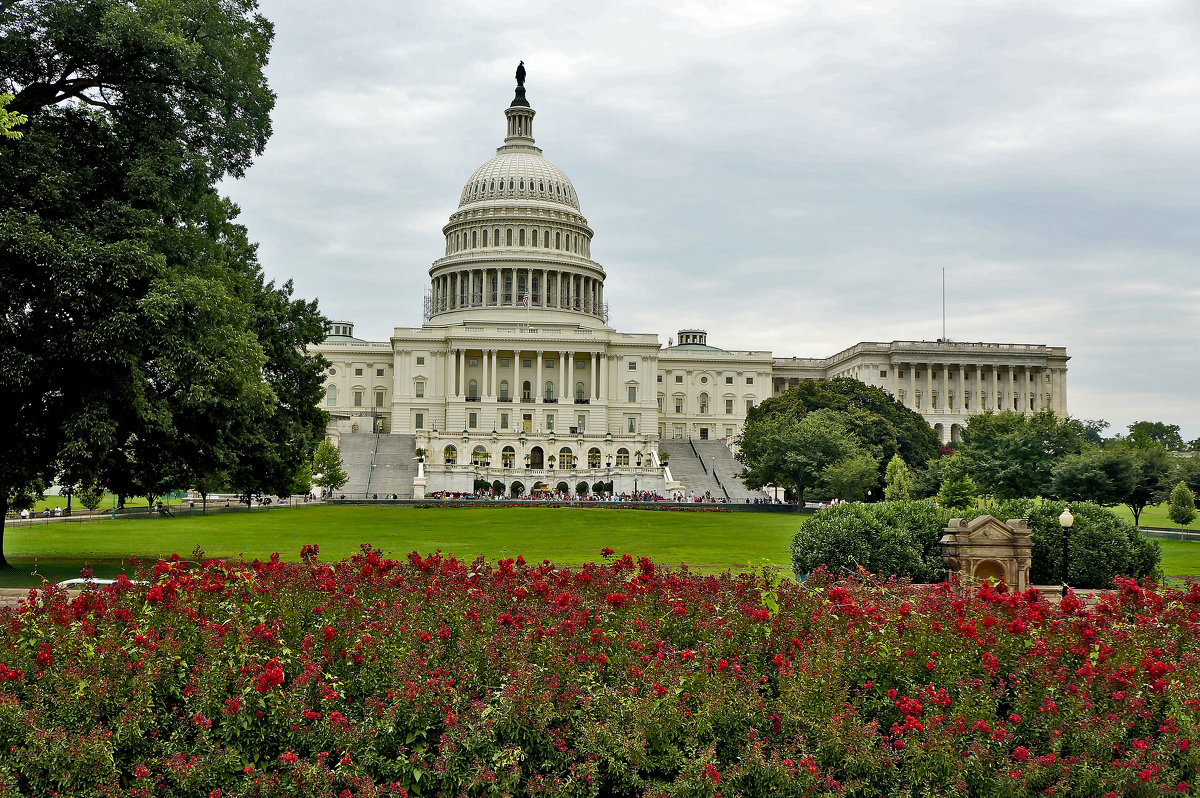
xmin=741 ymin=378 xmax=936 ymax=497
xmin=1172 ymin=455 xmax=1200 ymax=496
xmin=937 ymin=473 xmax=977 ymax=510
xmin=1113 ymin=442 xmax=1174 ymax=527
xmin=0 ymin=1 xmax=326 ymax=567
xmin=738 ymin=409 xmax=873 ymax=505
xmin=1050 ymin=448 xmax=1136 ymax=506
xmin=76 ymin=483 xmax=105 ymax=511
xmin=1168 ymin=482 xmax=1197 ymax=528
xmin=822 ymin=453 xmax=878 ymax=502
xmin=954 ymin=410 xmax=1088 ymax=500
xmin=312 ymin=440 xmax=348 ymax=496
xmin=1127 ymin=421 xmax=1185 ymax=452
xmin=883 ymin=454 xmax=914 ymax=501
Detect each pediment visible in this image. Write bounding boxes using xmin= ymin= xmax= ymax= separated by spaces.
xmin=944 ymin=514 xmax=1029 ymax=544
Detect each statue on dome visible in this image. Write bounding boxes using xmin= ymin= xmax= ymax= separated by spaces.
xmin=516 ymin=61 xmax=526 ymax=87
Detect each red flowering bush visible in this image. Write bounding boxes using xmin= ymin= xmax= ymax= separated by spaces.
xmin=0 ymin=545 xmax=1197 ymax=796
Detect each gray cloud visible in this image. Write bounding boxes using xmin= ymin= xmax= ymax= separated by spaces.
xmin=221 ymin=0 xmax=1200 ymax=440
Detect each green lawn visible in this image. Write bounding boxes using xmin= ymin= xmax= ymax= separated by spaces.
xmin=0 ymin=506 xmax=804 ymax=587
xmin=1110 ymin=503 xmax=1200 ymax=532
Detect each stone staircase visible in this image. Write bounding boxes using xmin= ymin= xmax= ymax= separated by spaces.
xmin=369 ymin=434 xmax=417 ymax=497
xmin=691 ymin=440 xmax=770 ymax=503
xmin=658 ymin=440 xmax=723 ymax=499
xmin=335 ymin=433 xmax=377 ymax=496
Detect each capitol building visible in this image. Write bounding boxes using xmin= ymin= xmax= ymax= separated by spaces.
xmin=313 ymin=75 xmax=1070 ymax=500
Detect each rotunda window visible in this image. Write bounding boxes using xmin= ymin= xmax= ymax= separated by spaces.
xmin=490 ymin=180 xmax=494 ymax=190
xmin=509 ymin=179 xmax=514 ymax=190
xmin=539 ymin=181 xmax=544 ymax=191
xmin=520 ymin=180 xmax=525 ymax=190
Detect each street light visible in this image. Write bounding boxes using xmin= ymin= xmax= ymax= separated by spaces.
xmin=1059 ymin=506 xmax=1074 ymax=598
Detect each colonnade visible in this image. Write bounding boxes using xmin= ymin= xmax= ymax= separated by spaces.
xmin=431 ymin=348 xmax=610 ymax=403
xmin=430 ymin=267 xmax=603 ymax=319
xmin=886 ymin=362 xmax=1066 ymax=415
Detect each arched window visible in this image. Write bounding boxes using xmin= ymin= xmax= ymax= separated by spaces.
xmin=576 ymin=382 xmax=584 ymax=400
xmin=502 ymin=446 xmax=516 ymax=468
xmin=555 ymin=231 xmax=561 ymax=249
xmin=616 ymin=448 xmax=630 ymax=466
xmin=443 ymin=445 xmax=457 ymax=465
xmin=531 ymin=229 xmax=538 ymax=247
xmin=539 ymin=181 xmax=544 ymax=191
xmin=489 ymin=180 xmax=494 ymax=190
xmin=472 ymin=445 xmax=488 ymax=465
xmin=500 ymin=380 xmax=510 ymax=399
xmin=468 ymin=379 xmax=478 ymax=399
xmin=588 ymin=447 xmax=601 ymax=468
xmin=325 ymin=385 xmax=337 ymax=406
xmin=506 ymin=228 xmax=513 ymax=246
xmin=560 ymin=447 xmax=574 ymax=468
xmin=545 ymin=381 xmax=554 ymax=400
xmin=508 ymin=179 xmax=514 ymax=190
xmin=519 ymin=228 xmax=526 ymax=246
xmin=472 ymin=230 xmax=477 ymax=247
xmin=544 ymin=229 xmax=551 ymax=248
xmin=522 ymin=381 xmax=532 ymax=401
xmin=493 ymin=228 xmax=500 ymax=246
xmin=482 ymin=229 xmax=488 ymax=247
xmin=699 ymin=392 xmax=709 ymax=414
xmin=520 ymin=179 xmax=525 ymax=190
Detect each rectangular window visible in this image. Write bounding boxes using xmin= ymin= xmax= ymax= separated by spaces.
xmin=376 ymin=368 xmax=384 ymax=377
xmin=656 ymin=374 xmax=662 ymax=382
xmin=746 ymin=376 xmax=754 ymax=385
xmin=725 ymin=376 xmax=734 ymax=384
xmin=879 ymin=370 xmax=887 ymax=378
xmin=675 ymin=374 xmax=683 ymax=383
xmin=415 ymin=413 xmax=424 ymax=429
xmin=354 ymin=368 xmax=363 ymax=376
xmin=898 ymin=370 xmax=904 ymax=378
xmin=746 ymin=399 xmax=754 ymax=412
xmin=576 ymin=360 xmax=585 ymax=369
xmin=469 ymin=358 xmax=478 ymax=367
xmin=501 ymin=358 xmax=510 ymax=367
xmin=725 ymin=398 xmax=734 ymax=414
xmin=725 ymin=427 xmax=734 ymax=438
xmin=674 ymin=425 xmax=683 ymax=439
xmin=469 ymin=412 xmax=477 ymax=428
xmin=545 ymin=359 xmax=555 ymax=368
xmin=500 ymin=413 xmax=509 ymax=429
xmin=327 ymin=395 xmax=335 ymax=407
xmin=628 ymin=360 xmax=637 ymax=371
xmin=375 ymin=391 xmax=384 ymax=407
xmin=657 ymin=397 xmax=664 ymax=412
xmin=416 ymin=356 xmax=425 ymax=365
xmin=577 ymin=414 xmax=586 ymax=432
xmin=354 ymin=391 xmax=363 ymax=407
xmin=675 ymin=398 xmax=683 ymax=413
xmin=546 ymin=414 xmax=554 ymax=430
xmin=628 ymin=386 xmax=637 ymax=403
xmin=522 ymin=359 xmax=532 ymax=368
xmin=415 ymin=382 xmax=424 ymax=398
xmin=627 ymin=417 xmax=637 ymax=433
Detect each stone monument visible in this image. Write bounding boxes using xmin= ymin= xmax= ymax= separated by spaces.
xmin=940 ymin=515 xmax=1033 ymax=590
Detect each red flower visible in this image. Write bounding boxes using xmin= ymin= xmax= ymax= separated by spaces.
xmin=606 ymin=592 xmax=627 ymax=607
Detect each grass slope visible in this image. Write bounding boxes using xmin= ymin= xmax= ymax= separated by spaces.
xmin=0 ymin=506 xmax=802 ymax=587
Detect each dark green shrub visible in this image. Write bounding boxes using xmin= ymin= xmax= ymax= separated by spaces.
xmin=791 ymin=500 xmax=1161 ymax=588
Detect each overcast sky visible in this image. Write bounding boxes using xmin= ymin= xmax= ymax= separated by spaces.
xmin=220 ymin=0 xmax=1200 ymax=441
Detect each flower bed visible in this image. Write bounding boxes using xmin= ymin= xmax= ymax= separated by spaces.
xmin=1 ymin=546 xmax=1198 ymax=796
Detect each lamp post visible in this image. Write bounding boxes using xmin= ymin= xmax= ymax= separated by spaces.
xmin=1059 ymin=506 xmax=1074 ymax=598
xmin=606 ymin=457 xmax=613 ymax=499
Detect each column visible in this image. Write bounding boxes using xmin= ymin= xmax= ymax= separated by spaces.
xmin=940 ymin=363 xmax=948 ymax=414
xmin=1007 ymin=364 xmax=1015 ymax=411
xmin=923 ymin=363 xmax=931 ymax=413
xmin=889 ymin=361 xmax=899 ymax=399
xmin=482 ymin=349 xmax=490 ymax=397
xmin=958 ymin=365 xmax=966 ymax=411
xmin=590 ymin=352 xmax=598 ymax=400
xmin=560 ymin=352 xmax=568 ymax=402
xmin=535 ymin=351 xmax=543 ymax=405
xmin=442 ymin=350 xmax=452 ymax=399
xmin=490 ymin=350 xmax=498 ymax=397
xmin=599 ymin=353 xmax=608 ymax=401
xmin=456 ymin=349 xmax=465 ymax=398
xmin=975 ymin=365 xmax=983 ymax=413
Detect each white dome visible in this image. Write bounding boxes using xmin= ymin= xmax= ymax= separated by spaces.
xmin=458 ymin=151 xmax=580 ymax=211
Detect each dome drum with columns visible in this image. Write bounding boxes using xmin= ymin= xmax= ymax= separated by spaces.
xmin=312 ymin=69 xmax=1070 ymax=500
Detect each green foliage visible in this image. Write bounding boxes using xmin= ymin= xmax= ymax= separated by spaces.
xmin=742 ymin=378 xmax=939 ymax=499
xmin=822 ymin=453 xmax=879 ymax=501
xmin=955 ymin=410 xmax=1089 ymax=499
xmin=0 ymin=93 xmax=27 ymax=139
xmin=883 ymin=454 xmax=913 ymax=501
xmin=1050 ymin=447 xmax=1136 ymax=506
xmin=575 ymin=481 xmax=589 ymax=495
xmin=1112 ymin=442 xmax=1175 ymax=527
xmin=991 ymin=500 xmax=1161 ymax=589
xmin=936 ymin=473 xmax=977 ymax=510
xmin=0 ymin=0 xmax=326 ymax=566
xmin=76 ymin=483 xmax=105 ymax=511
xmin=791 ymin=501 xmax=952 ymax=582
xmin=1168 ymin=482 xmax=1197 ymax=528
xmin=1173 ymin=455 xmax=1200 ymax=497
xmin=311 ymin=439 xmax=348 ymax=494
xmin=1126 ymin=421 xmax=1185 ymax=451
xmin=738 ymin=408 xmax=876 ymax=504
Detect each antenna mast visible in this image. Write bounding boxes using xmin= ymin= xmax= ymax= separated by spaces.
xmin=941 ymin=267 xmax=946 ymax=343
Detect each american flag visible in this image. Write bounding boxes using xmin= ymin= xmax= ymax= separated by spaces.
xmin=521 ymin=291 xmax=531 ymax=307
